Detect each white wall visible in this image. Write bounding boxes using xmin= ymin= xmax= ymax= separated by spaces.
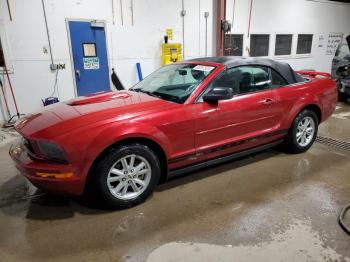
xmin=225 ymin=0 xmax=350 ymax=72
xmin=0 ymin=0 xmax=215 ymax=121
xmin=0 ymin=0 xmax=350 ymax=122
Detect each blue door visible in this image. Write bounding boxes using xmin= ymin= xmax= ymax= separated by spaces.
xmin=69 ymin=21 xmax=110 ymax=96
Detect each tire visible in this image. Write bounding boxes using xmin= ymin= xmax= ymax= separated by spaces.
xmin=284 ymin=109 xmax=318 ymax=154
xmin=338 ymin=91 xmax=347 ymax=102
xmin=89 ymin=143 xmax=161 ymax=208
xmin=346 ymin=90 xmax=350 ymax=104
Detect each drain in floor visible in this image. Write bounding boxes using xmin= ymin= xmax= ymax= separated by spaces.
xmin=316 ymin=136 xmax=350 ymax=151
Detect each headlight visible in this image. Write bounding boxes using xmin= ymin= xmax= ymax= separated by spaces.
xmin=36 ymin=140 xmax=69 ymax=164
xmin=24 ymin=138 xmax=69 ymax=164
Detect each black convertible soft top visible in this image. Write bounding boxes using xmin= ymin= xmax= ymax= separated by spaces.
xmin=188 ymin=56 xmax=305 ymax=84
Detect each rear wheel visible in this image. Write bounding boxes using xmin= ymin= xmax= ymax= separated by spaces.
xmin=90 ymin=143 xmax=161 ymax=208
xmin=284 ymin=109 xmax=318 ymax=153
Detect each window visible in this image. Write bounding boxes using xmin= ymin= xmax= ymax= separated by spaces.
xmin=83 ymin=43 xmax=97 ymax=57
xmin=224 ymin=34 xmax=243 ymax=56
xmin=250 ymin=34 xmax=270 ymax=57
xmin=208 ymin=67 xmax=242 ymax=95
xmin=207 ymin=65 xmax=276 ymax=96
xmin=270 ymin=69 xmax=288 ymax=88
xmin=275 ymin=34 xmax=293 ymax=56
xmin=131 ymin=64 xmax=214 ymax=104
xmin=297 ymin=34 xmax=313 ymax=54
xmin=244 ymin=66 xmax=270 ymax=93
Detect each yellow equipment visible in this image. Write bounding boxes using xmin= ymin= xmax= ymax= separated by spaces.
xmin=161 ymin=43 xmax=182 ymax=65
xmin=166 ymin=28 xmax=173 ymax=40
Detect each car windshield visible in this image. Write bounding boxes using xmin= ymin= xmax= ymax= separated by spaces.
xmin=130 ymin=63 xmax=215 ymax=103
xmin=335 ymin=44 xmax=350 ymax=59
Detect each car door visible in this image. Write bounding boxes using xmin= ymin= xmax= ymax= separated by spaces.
xmin=194 ymin=65 xmax=284 ymax=160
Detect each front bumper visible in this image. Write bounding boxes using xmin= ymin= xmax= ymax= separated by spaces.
xmin=9 ymin=142 xmax=84 ymax=196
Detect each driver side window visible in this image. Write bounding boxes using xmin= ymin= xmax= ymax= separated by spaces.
xmin=198 ymin=65 xmax=287 ymax=102
xmin=201 ymin=65 xmax=286 ymax=101
xmin=204 ymin=66 xmax=268 ymax=97
xmin=205 ymin=67 xmax=242 ymax=96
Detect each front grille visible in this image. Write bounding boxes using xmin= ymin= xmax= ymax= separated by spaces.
xmin=316 ymin=136 xmax=350 ymax=152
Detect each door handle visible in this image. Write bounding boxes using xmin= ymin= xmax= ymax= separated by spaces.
xmin=261 ymin=98 xmax=274 ymax=105
xmin=75 ymin=70 xmax=80 ymax=81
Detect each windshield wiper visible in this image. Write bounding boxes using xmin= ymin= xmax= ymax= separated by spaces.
xmin=138 ymin=90 xmax=162 ymax=99
xmin=153 ymin=91 xmax=181 ymax=103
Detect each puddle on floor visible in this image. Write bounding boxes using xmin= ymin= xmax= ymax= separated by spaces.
xmin=147 ymin=219 xmax=350 ymax=262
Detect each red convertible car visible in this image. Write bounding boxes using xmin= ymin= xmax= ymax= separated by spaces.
xmin=10 ymin=57 xmax=337 ymax=207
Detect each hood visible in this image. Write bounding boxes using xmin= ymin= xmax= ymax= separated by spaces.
xmin=15 ymin=90 xmax=176 ymax=139
xmin=66 ymin=91 xmax=132 ymax=106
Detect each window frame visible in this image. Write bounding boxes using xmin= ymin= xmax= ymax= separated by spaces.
xmin=195 ymin=65 xmax=289 ymax=103
xmin=274 ymin=34 xmax=293 ymax=57
xmin=296 ymin=34 xmax=313 ymax=55
xmin=224 ymin=34 xmax=244 ymax=56
xmin=82 ymin=42 xmax=98 ymax=57
xmin=249 ymin=34 xmax=271 ymax=57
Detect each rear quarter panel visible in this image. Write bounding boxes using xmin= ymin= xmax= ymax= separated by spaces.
xmin=277 ymin=77 xmax=337 ymax=129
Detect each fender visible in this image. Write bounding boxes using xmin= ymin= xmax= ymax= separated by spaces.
xmin=76 ymin=121 xmax=171 ymax=181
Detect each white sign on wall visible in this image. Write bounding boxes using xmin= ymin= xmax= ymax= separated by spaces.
xmin=326 ymin=33 xmax=343 ymax=55
xmin=318 ymin=34 xmax=325 ymax=48
xmin=83 ymin=57 xmax=99 ymax=70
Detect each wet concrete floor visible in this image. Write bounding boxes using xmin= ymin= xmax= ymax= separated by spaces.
xmin=0 ymin=103 xmax=350 ymax=261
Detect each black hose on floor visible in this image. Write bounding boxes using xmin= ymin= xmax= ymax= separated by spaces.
xmin=339 ymin=204 xmax=350 ymax=235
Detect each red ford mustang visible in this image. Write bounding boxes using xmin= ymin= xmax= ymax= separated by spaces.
xmin=10 ymin=57 xmax=337 ymax=207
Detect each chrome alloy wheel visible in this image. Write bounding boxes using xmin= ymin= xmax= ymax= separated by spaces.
xmin=107 ymin=154 xmax=152 ymax=200
xmin=296 ymin=116 xmax=316 ymax=147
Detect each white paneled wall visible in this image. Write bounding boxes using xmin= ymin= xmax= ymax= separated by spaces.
xmin=0 ymin=0 xmax=215 ymax=121
xmin=0 ymin=0 xmax=350 ymax=121
xmin=225 ymin=0 xmax=350 ymax=72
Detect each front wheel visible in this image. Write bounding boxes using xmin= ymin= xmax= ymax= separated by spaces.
xmin=284 ymin=109 xmax=318 ymax=154
xmin=89 ymin=143 xmax=161 ymax=208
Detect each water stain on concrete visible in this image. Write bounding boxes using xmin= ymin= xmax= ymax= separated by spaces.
xmin=147 ymin=220 xmax=350 ymax=262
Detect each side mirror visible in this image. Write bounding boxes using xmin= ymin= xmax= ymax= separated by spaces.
xmin=203 ymin=87 xmax=234 ymax=102
xmin=178 ymin=69 xmax=188 ymax=76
